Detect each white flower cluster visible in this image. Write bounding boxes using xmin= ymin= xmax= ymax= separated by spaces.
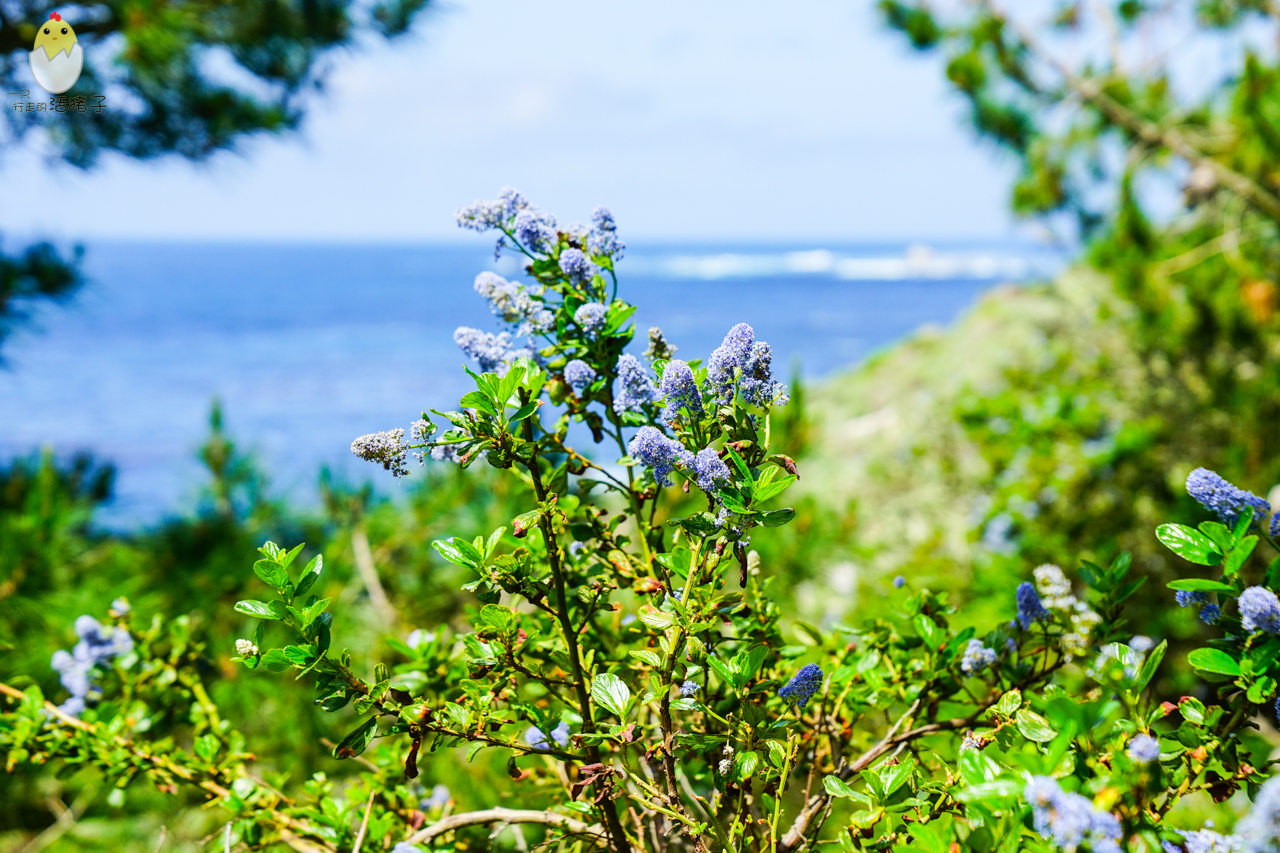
xmin=1033 ymin=564 xmax=1101 ymax=660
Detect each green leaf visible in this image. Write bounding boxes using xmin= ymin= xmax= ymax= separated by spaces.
xmin=277 ymin=542 xmax=305 ymax=571
xmin=1199 ymin=521 xmax=1232 ymax=552
xmin=670 ymin=513 xmax=721 ymax=536
xmin=281 ymin=645 xmax=317 ymax=667
xmin=638 ymin=607 xmax=677 ymax=631
xmin=1167 ymin=579 xmax=1235 ymax=593
xmin=1015 ymin=709 xmax=1057 ymax=743
xmin=253 ymin=559 xmax=289 ymax=592
xmin=485 ymin=527 xmax=505 ymax=558
xmin=915 ymin=615 xmax=941 ymax=649
xmin=824 ymin=775 xmax=871 ymax=804
xmin=954 ymin=780 xmax=1022 ymax=801
xmin=1233 ymin=509 xmax=1254 ymax=542
xmin=194 ymin=734 xmax=220 ymax=761
xmin=234 ymin=600 xmax=280 ymax=621
xmin=768 ymin=740 xmax=788 ymax=769
xmin=757 ymin=508 xmax=796 ymax=527
xmin=333 ymin=717 xmax=378 ymax=759
xmin=734 ymin=750 xmax=760 ymax=782
xmin=879 ymin=757 xmax=915 ymax=796
xmin=731 ymin=646 xmax=769 ymax=687
xmin=753 ymin=475 xmax=797 ymax=504
xmin=508 ymin=401 xmax=541 ymax=423
xmin=442 ymin=703 xmax=471 ymax=730
xmin=1225 ymin=536 xmax=1259 ymax=578
xmin=1179 ymin=696 xmax=1206 ymax=724
xmin=724 ymin=445 xmax=752 ymax=482
xmin=1187 ymin=648 xmax=1242 ymax=676
xmin=1247 ymin=675 xmax=1277 ymax=705
xmin=708 ymin=656 xmax=740 ymax=689
xmin=591 ymin=673 xmax=632 ymax=718
xmin=628 ymin=650 xmax=664 ymax=667
xmin=301 ymin=598 xmax=330 ymax=628
xmin=1134 ymin=640 xmax=1167 ymax=693
xmin=432 ymin=539 xmax=480 ymax=569
xmin=1156 ymin=524 xmax=1223 ymax=566
xmin=293 ymin=555 xmax=323 ymax=601
xmin=478 ymin=604 xmax=518 ymax=635
xmin=669 ymin=698 xmax=700 ymax=711
xmin=460 ymin=390 xmax=499 ymax=418
xmin=453 ymin=538 xmax=485 ymax=566
xmin=259 ymin=649 xmax=291 ymax=672
xmin=994 ymin=689 xmax=1022 ymax=717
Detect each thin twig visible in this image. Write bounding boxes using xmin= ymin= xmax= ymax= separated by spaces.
xmin=352 ymin=791 xmax=376 ymax=853
xmin=402 ymin=808 xmax=607 ymax=846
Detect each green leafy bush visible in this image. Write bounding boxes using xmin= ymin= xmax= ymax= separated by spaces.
xmin=8 ymin=193 xmax=1280 ymax=853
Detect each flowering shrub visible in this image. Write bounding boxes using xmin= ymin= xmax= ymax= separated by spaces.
xmin=5 ymin=191 xmax=1280 ymax=852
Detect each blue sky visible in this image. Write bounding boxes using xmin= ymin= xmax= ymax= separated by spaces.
xmin=1 ymin=0 xmax=1019 ymax=243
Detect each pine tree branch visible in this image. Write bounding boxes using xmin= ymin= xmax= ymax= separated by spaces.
xmin=983 ymin=0 xmax=1280 ymax=223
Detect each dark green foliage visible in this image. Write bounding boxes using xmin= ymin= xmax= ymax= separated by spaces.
xmin=0 ymin=0 xmax=434 ymax=167
xmin=0 ymin=240 xmax=82 ymax=353
xmin=0 ymin=0 xmax=434 ymax=358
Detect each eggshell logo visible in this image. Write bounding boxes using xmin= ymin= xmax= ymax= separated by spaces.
xmin=29 ymin=12 xmax=83 ymax=94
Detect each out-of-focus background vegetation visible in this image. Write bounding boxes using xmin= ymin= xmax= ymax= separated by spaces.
xmin=5 ymin=0 xmax=1280 ymax=848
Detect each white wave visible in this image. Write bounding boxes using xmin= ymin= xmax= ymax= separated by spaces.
xmin=645 ymin=243 xmax=1060 ymax=281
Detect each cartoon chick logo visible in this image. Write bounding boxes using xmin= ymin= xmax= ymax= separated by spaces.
xmin=29 ymin=12 xmax=83 ymax=94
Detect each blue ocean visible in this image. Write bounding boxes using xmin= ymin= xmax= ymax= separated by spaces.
xmin=0 ymin=241 xmax=1064 ymax=524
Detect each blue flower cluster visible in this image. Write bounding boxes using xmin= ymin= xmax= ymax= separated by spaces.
xmin=51 ymin=615 xmax=134 ymax=717
xmin=473 ymin=272 xmax=554 ymax=336
xmin=1025 ymin=776 xmax=1122 ymax=853
xmin=680 ymin=680 xmax=700 ymax=698
xmin=628 ymin=426 xmax=693 ymax=488
xmin=1175 ymin=590 xmax=1222 ymax=625
xmin=1168 ymin=775 xmax=1280 ymax=853
xmin=1241 ymin=586 xmax=1280 ymax=634
xmin=1236 ymin=774 xmax=1280 ymax=853
xmin=456 ymin=187 xmax=529 ymax=232
xmin=705 ymin=324 xmax=788 ymax=408
xmin=351 ymin=429 xmax=409 ymax=478
xmin=513 ymin=209 xmax=558 ymax=253
xmin=613 ymin=354 xmax=660 ymax=415
xmin=659 ymin=360 xmax=704 ymax=422
xmin=693 ymin=448 xmax=731 ymax=494
xmin=454 ymin=327 xmax=513 ymax=373
xmin=457 ymin=190 xmax=624 ymax=264
xmin=1128 ymin=733 xmax=1160 ymax=764
xmin=1200 ymin=603 xmax=1222 ymax=625
xmin=1016 ymin=582 xmax=1051 ymax=628
xmin=960 ymin=639 xmax=997 ymax=674
xmin=1186 ymin=468 xmax=1271 ymax=527
xmin=708 ymin=323 xmax=754 ymax=402
xmin=1179 ymin=830 xmax=1238 ymax=853
xmin=559 ymin=248 xmax=598 ymax=284
xmin=391 ymin=844 xmax=423 ymax=853
xmin=586 ymin=206 xmax=624 ymax=259
xmin=779 ymin=663 xmax=824 ymax=709
xmin=1175 ymin=590 xmax=1207 ymax=607
xmin=574 ymin=302 xmax=607 ymax=336
xmin=564 ymin=359 xmax=595 ymax=394
xmin=525 ymin=720 xmax=571 ymax=750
